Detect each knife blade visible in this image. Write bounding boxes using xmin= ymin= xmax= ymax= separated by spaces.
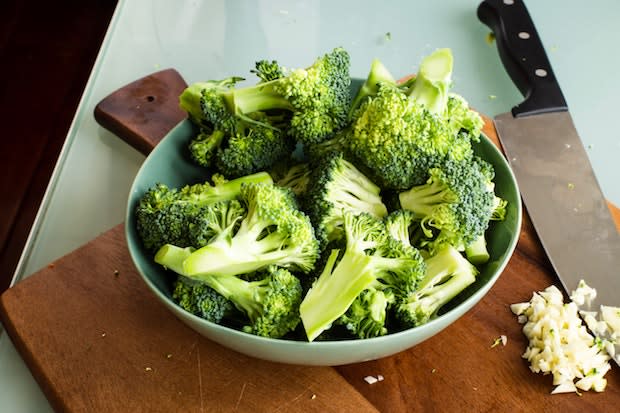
xmin=477 ymin=0 xmax=620 ymax=362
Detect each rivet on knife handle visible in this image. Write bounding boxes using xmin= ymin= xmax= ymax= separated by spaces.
xmin=477 ymin=0 xmax=567 ymax=117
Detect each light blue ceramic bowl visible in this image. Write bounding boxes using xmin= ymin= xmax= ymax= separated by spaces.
xmin=125 ymin=81 xmax=522 ymax=366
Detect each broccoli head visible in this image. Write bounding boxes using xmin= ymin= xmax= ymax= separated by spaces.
xmin=397 ymin=157 xmax=496 ymax=254
xmin=346 ymin=48 xmax=484 ymax=190
xmin=198 ymin=266 xmax=303 ymax=338
xmin=299 ymin=212 xmax=425 ymax=341
xmin=251 ymin=59 xmax=285 ymax=82
xmin=154 ymin=182 xmax=320 ymax=278
xmin=181 ymin=78 xmax=294 ymax=177
xmin=172 ymin=276 xmax=237 ymax=324
xmin=396 ymin=245 xmax=478 ymax=327
xmin=305 ymin=151 xmax=388 ymax=250
xmin=337 ymin=288 xmax=395 ymax=339
xmin=135 ymin=172 xmax=272 ymax=253
xmin=181 ymin=47 xmax=351 ymax=149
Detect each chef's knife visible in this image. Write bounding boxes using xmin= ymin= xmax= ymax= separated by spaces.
xmin=477 ymin=0 xmax=620 ymax=362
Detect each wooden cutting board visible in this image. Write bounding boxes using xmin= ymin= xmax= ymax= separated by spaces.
xmin=2 ymin=69 xmax=620 ymax=412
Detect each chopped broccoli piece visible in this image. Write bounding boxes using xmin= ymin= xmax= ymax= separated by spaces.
xmin=214 ymin=112 xmax=296 ymax=178
xmin=251 ymin=59 xmax=285 ymax=82
xmin=299 ymin=212 xmax=425 ymax=341
xmin=305 ymin=151 xmax=388 ymax=249
xmin=188 ymin=199 xmax=247 ymax=248
xmin=273 ymin=161 xmax=312 ymax=198
xmin=198 ymin=266 xmax=303 ymax=338
xmin=135 ymin=172 xmax=272 ymax=253
xmin=398 ymin=157 xmax=496 ymax=254
xmin=463 ymin=164 xmax=508 ymax=264
xmin=188 ymin=129 xmax=225 ymax=168
xmin=181 ymin=47 xmax=351 ymax=149
xmin=182 ymin=79 xmax=294 ymax=177
xmin=172 ymin=276 xmax=237 ymax=323
xmin=155 ymin=182 xmax=319 ymax=278
xmin=337 ymin=288 xmax=395 ymax=339
xmin=349 ymin=58 xmax=396 ymax=119
xmin=346 ymin=48 xmax=484 ymax=190
xmin=172 ymin=265 xmax=302 ymax=338
xmin=384 ymin=209 xmax=421 ymax=249
xmin=396 ymin=245 xmax=478 ymax=327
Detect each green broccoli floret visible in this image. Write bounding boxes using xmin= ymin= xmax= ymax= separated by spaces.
xmin=179 ymin=77 xmax=243 ymax=129
xmin=172 ymin=276 xmax=237 ymax=323
xmin=299 ymin=212 xmax=425 ymax=341
xmin=188 ymin=128 xmax=225 ymax=168
xmin=174 ymin=265 xmax=302 ymax=338
xmin=188 ymin=199 xmax=247 ymax=248
xmin=396 ymin=245 xmax=478 ymax=327
xmin=463 ymin=159 xmax=508 ymax=265
xmin=182 ymin=47 xmax=351 ymax=148
xmin=155 ymin=182 xmax=320 ymax=278
xmin=384 ymin=209 xmax=420 ymax=249
xmin=302 ymin=128 xmax=351 ymax=163
xmin=214 ymin=112 xmax=296 ymax=178
xmin=202 ymin=266 xmax=303 ymax=338
xmin=251 ymin=59 xmax=285 ymax=82
xmin=397 ymin=157 xmax=496 ymax=254
xmin=305 ymin=151 xmax=389 ymax=249
xmin=346 ymin=48 xmax=484 ymax=190
xmin=273 ymin=161 xmax=312 ymax=198
xmin=135 ymin=172 xmax=272 ymax=253
xmin=181 ymin=79 xmax=294 ymax=177
xmin=337 ymin=288 xmax=395 ymax=339
xmin=349 ymin=58 xmax=396 ymax=119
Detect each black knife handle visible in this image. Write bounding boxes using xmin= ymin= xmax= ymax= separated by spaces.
xmin=477 ymin=0 xmax=568 ymax=117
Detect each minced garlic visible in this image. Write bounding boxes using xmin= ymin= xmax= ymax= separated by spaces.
xmin=511 ymin=283 xmax=612 ymax=394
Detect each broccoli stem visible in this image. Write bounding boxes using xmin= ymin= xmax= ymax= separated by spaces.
xmin=154 ymin=245 xmax=193 ymax=275
xmin=300 ymin=249 xmax=377 ymax=341
xmin=332 ymin=160 xmax=388 ymax=218
xmin=200 ymin=171 xmax=273 ymax=202
xmin=203 ymin=274 xmax=263 ymax=321
xmin=180 ymin=202 xmax=310 ymax=277
xmin=464 ymin=234 xmax=490 ymax=265
xmin=398 ymin=179 xmax=457 ymax=218
xmin=401 ymin=246 xmax=477 ymax=325
xmin=491 ymin=196 xmax=508 ymax=221
xmin=179 ymin=83 xmax=206 ymax=124
xmin=406 ymin=48 xmax=453 ymax=115
xmin=349 ymin=58 xmax=396 ymax=118
xmin=222 ymin=80 xmax=294 ymax=115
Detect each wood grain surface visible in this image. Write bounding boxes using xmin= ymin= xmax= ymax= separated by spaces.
xmin=1 ymin=70 xmax=620 ymax=412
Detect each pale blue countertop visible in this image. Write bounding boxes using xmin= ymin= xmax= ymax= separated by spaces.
xmin=1 ymin=1 xmax=618 ymax=410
